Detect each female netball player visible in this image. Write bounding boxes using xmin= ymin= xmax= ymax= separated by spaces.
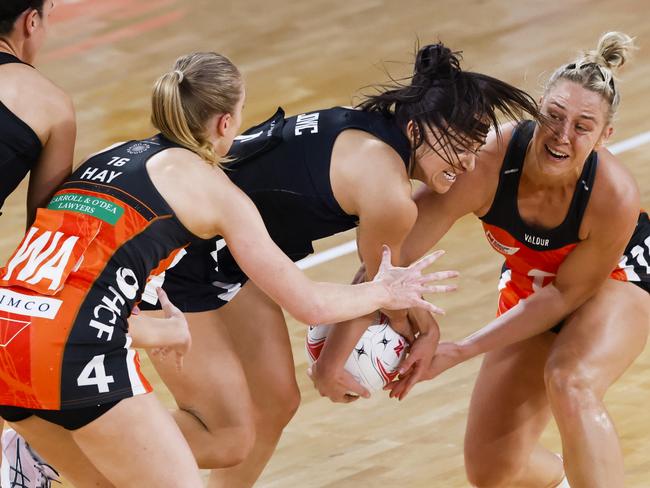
xmin=140 ymin=43 xmax=541 ymax=487
xmin=0 ymin=1 xmax=74 ymax=226
xmin=0 ymin=51 xmax=450 ymax=488
xmin=389 ymin=32 xmax=650 ymax=488
xmin=1 ymin=2 xmax=76 ymax=485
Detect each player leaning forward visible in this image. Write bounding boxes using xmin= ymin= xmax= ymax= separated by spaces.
xmin=139 ymin=41 xmax=542 ymax=487
xmin=0 ymin=51 xmax=454 ymax=488
xmin=391 ymin=32 xmax=650 ymax=488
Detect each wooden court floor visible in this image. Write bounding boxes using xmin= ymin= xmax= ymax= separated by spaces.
xmin=1 ymin=0 xmax=649 ymax=486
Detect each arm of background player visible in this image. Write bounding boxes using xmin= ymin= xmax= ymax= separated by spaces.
xmin=26 ymin=89 xmax=76 ymax=228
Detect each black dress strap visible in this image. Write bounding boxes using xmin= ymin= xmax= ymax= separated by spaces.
xmin=0 ymin=52 xmax=32 ymax=67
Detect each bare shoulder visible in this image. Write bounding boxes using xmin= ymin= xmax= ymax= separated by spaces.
xmin=331 ymin=129 xmax=413 ymax=215
xmin=21 ymin=67 xmax=74 ymax=121
xmin=0 ymin=65 xmax=74 ymax=142
xmin=587 ymin=148 xmax=640 ymax=227
xmin=147 ymin=148 xmax=234 ymax=238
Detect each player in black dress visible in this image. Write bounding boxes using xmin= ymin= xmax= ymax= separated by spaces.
xmin=140 ymin=43 xmax=541 ymax=486
xmin=1 ymin=2 xmax=75 ymax=486
xmin=0 ymin=0 xmax=75 ymax=226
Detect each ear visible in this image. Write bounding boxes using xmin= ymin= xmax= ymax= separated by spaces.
xmin=23 ymin=8 xmax=41 ymax=37
xmin=406 ymin=120 xmax=418 ymax=144
xmin=595 ymin=125 xmax=614 ymax=149
xmin=216 ymin=113 xmax=232 ymax=137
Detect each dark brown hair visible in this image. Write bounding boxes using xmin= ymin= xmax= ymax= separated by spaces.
xmin=0 ymin=1 xmax=45 ymax=35
xmin=358 ymin=43 xmax=540 ymax=172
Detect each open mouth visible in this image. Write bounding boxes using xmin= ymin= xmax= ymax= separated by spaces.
xmin=544 ymin=144 xmax=569 ymax=160
xmin=442 ymin=170 xmax=457 ymax=182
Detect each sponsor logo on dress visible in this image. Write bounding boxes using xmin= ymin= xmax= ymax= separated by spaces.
xmin=485 ymin=230 xmax=519 ymax=255
xmin=0 ymin=316 xmax=31 ymax=347
xmin=48 ymin=193 xmax=124 ymax=225
xmin=126 ymin=142 xmax=151 ymax=154
xmin=0 ymin=289 xmax=62 ymax=319
xmin=295 ymin=112 xmax=319 ymax=135
xmin=524 ymin=233 xmax=550 ymax=247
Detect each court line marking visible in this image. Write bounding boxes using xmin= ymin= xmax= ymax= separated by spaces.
xmin=296 ymin=129 xmax=650 ymax=270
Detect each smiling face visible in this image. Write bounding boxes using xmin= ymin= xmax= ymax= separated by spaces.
xmin=530 ymin=79 xmax=612 ymax=177
xmin=410 ymin=124 xmax=482 ymax=193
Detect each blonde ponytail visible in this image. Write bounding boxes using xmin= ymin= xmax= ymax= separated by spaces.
xmin=151 ymin=52 xmax=242 ymax=166
xmin=544 ymin=32 xmax=636 ymax=121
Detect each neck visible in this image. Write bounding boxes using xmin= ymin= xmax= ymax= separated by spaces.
xmin=0 ymin=37 xmax=23 ymax=61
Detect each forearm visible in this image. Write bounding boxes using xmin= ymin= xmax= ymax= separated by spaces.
xmin=318 ymin=315 xmax=375 ymax=370
xmin=287 ymin=280 xmax=389 ymax=325
xmin=408 ymin=307 xmax=440 ymax=336
xmin=459 ymin=284 xmax=574 ymax=359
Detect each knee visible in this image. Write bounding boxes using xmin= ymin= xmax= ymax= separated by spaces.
xmin=465 ymin=447 xmax=520 ymax=488
xmin=207 ymin=423 xmax=256 ymax=468
xmin=256 ymin=383 xmax=301 ymax=432
xmin=544 ymin=360 xmax=600 ymax=418
xmin=180 ymin=406 xmax=256 ymax=468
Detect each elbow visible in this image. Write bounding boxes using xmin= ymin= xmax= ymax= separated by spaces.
xmin=298 ymin=301 xmax=328 ymax=325
xmin=292 ymin=295 xmax=328 ymax=325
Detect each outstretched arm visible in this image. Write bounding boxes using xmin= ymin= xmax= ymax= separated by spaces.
xmin=388 ymin=160 xmax=640 ymax=398
xmin=216 ymin=181 xmax=454 ymax=325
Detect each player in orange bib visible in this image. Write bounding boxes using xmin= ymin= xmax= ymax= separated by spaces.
xmin=390 ymin=32 xmax=650 ymax=487
xmin=0 ymin=51 xmax=453 ymax=487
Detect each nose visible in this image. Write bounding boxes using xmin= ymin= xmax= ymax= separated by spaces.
xmin=460 ymin=153 xmax=476 ymax=172
xmin=553 ymin=119 xmax=570 ymax=143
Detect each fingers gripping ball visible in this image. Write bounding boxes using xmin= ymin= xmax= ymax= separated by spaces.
xmin=306 ymin=313 xmax=407 ymax=392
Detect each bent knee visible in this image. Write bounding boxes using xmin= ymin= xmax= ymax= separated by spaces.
xmin=255 ymin=383 xmax=301 ymax=429
xmin=203 ymin=424 xmax=256 ymax=467
xmin=178 ymin=406 xmax=256 ymax=467
xmin=465 ymin=452 xmax=522 ymax=488
xmin=544 ymin=362 xmax=601 ymax=414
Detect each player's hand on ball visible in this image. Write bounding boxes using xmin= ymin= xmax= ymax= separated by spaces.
xmin=308 ymin=360 xmax=370 ymax=403
xmin=150 ymin=287 xmax=191 ymax=372
xmin=423 ymin=341 xmax=467 ymax=379
xmin=384 ymin=329 xmax=439 ymax=400
xmin=374 ymin=246 xmax=458 ymax=313
xmin=386 ymin=341 xmax=464 ymax=399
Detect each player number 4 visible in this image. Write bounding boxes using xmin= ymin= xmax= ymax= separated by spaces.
xmin=77 ymin=354 xmax=115 ymax=393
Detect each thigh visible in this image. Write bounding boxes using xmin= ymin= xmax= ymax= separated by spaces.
xmin=7 ymin=416 xmax=113 ymax=488
xmin=218 ymin=281 xmax=299 ymax=408
xmin=73 ymin=393 xmax=202 ymax=488
xmin=145 ymin=309 xmax=254 ymax=429
xmin=465 ymin=333 xmax=556 ymax=472
xmin=547 ymin=279 xmax=650 ymax=396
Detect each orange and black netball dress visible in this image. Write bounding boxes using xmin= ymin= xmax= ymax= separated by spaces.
xmin=480 ymin=121 xmax=649 ymax=330
xmin=0 ymin=135 xmax=200 ymax=410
